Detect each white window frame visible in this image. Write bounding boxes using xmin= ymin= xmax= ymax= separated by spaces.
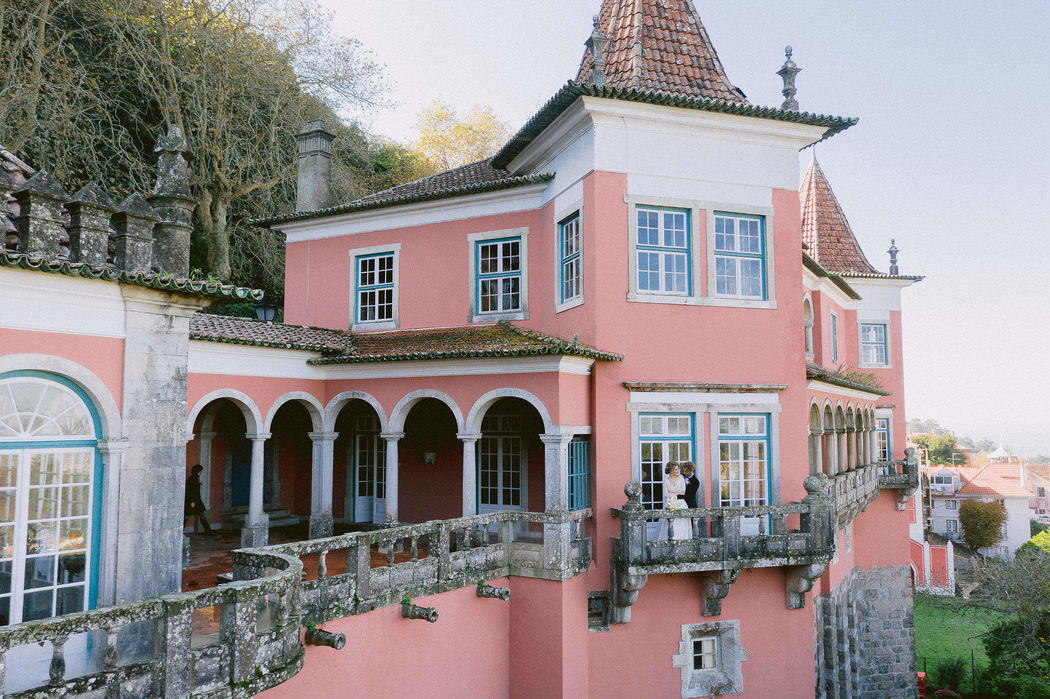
xmin=673 ymin=620 xmax=746 ymax=698
xmin=945 ymin=499 xmax=957 ymax=510
xmin=467 ymin=227 xmax=529 ymax=323
xmin=349 ymin=243 xmax=400 ymax=331
xmin=946 ymin=519 xmax=959 ymax=533
xmin=705 ymin=205 xmax=776 ymax=309
xmin=711 ymin=212 xmax=767 ymax=301
xmin=830 ymin=312 xmax=839 ymax=364
xmin=859 ymin=321 xmax=890 ymax=368
xmin=876 ymin=414 xmax=891 ymax=462
xmin=555 ymin=204 xmax=584 ymax=312
xmin=634 ymin=205 xmax=691 ymax=297
xmin=803 ymin=295 xmax=814 ymax=356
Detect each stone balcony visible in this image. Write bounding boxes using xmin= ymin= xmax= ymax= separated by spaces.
xmin=829 ymin=462 xmax=880 ymax=527
xmin=0 ymin=509 xmax=592 ymax=697
xmin=609 ymin=476 xmax=835 ymax=623
xmin=877 ymin=448 xmax=921 ymax=509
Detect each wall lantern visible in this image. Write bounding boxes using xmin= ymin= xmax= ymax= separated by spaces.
xmin=254 ymin=298 xmax=279 ymax=322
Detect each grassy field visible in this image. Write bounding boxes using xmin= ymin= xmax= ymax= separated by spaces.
xmin=914 ymin=593 xmax=1007 ymax=691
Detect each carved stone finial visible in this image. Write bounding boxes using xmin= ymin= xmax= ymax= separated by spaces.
xmin=585 ymin=15 xmax=609 ymax=87
xmin=888 ymin=239 xmax=900 ymax=276
xmin=776 ymin=45 xmax=801 ymax=111
xmin=623 ymin=480 xmax=643 ymax=512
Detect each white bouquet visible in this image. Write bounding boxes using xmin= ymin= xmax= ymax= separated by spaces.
xmin=666 ymin=495 xmax=685 ymax=510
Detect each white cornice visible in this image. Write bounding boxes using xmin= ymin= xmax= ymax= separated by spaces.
xmin=275 ymin=183 xmax=550 ymax=243
xmin=806 ymin=379 xmax=883 ymax=402
xmin=803 ymin=267 xmax=858 ymax=308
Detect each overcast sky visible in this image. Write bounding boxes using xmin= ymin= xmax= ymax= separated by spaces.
xmin=318 ymin=0 xmax=1050 ymax=455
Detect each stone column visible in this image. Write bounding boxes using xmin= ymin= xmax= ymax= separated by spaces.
xmin=96 ymin=439 xmax=128 ymax=607
xmin=540 ymin=432 xmax=575 ymax=574
xmin=308 ymin=431 xmax=338 ymax=538
xmin=837 ymin=428 xmax=848 ymax=473
xmin=811 ymin=428 xmax=824 ymax=475
xmin=242 ymin=432 xmax=271 ymax=548
xmin=848 ymin=427 xmax=856 ymax=469
xmin=457 ymin=432 xmax=482 ymax=517
xmin=380 ymin=432 xmax=404 ymax=523
xmin=196 ymin=430 xmax=216 ymax=511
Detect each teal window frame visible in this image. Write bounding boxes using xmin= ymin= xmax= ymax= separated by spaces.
xmin=713 ymin=212 xmax=766 ymax=300
xmin=876 ymin=418 xmax=890 ymax=462
xmin=716 ymin=413 xmax=772 ymax=509
xmin=0 ymin=370 xmax=103 ymax=623
xmin=861 ymin=323 xmax=889 ymax=366
xmin=567 ymin=439 xmax=590 ymax=510
xmin=830 ymin=312 xmax=839 ymax=363
xmin=475 ymin=236 xmax=522 ymax=315
xmin=636 ymin=206 xmax=691 ymax=295
xmin=638 ymin=413 xmax=696 ymax=511
xmin=558 ymin=212 xmax=583 ymax=304
xmin=354 ymin=252 xmax=395 ymax=324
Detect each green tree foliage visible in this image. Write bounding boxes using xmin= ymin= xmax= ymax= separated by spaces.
xmin=911 ymin=433 xmax=967 ymax=466
xmin=1 ymin=0 xmax=420 ymax=298
xmin=412 ymin=100 xmax=511 ymax=172
xmin=957 ymin=500 xmax=1007 ymax=550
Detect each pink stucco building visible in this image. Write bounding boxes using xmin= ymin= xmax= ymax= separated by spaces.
xmin=0 ymin=1 xmax=922 ymax=696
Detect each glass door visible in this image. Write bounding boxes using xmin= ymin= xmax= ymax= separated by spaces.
xmin=718 ymin=415 xmax=770 ymax=536
xmin=478 ymin=414 xmax=525 ymax=515
xmin=353 ymin=416 xmax=384 ymax=524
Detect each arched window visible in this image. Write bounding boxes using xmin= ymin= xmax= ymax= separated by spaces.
xmin=0 ymin=373 xmax=100 ymax=626
xmin=803 ymin=297 xmax=814 ymax=355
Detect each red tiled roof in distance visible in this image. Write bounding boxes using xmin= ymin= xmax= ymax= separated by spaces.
xmin=956 ymin=465 xmax=1033 ymax=499
xmin=577 ymin=0 xmax=747 ymax=104
xmin=799 ymin=156 xmax=880 ymax=275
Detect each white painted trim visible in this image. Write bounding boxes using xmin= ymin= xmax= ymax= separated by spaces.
xmin=705 ymin=206 xmax=776 ymax=307
xmin=349 ymin=243 xmax=401 ymax=332
xmin=806 ymin=380 xmax=884 ymax=402
xmin=554 ymin=199 xmax=585 ymax=314
xmin=0 ymin=268 xmax=126 ymax=339
xmin=389 ymin=389 xmax=466 ymax=433
xmin=802 ymin=268 xmax=858 ymax=309
xmin=275 ymin=183 xmax=549 ymax=243
xmin=465 ymin=388 xmax=554 ymax=434
xmin=628 ymin=391 xmax=782 ymax=407
xmin=263 ymin=391 xmax=325 ymax=432
xmin=467 ymin=227 xmax=530 ymax=323
xmin=186 ymin=388 xmax=263 ymax=440
xmin=189 ymin=340 xmax=595 ymax=380
xmin=857 ymin=319 xmax=892 ymax=370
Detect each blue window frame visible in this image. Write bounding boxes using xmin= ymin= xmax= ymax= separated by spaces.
xmin=558 ymin=213 xmax=582 ymax=304
xmin=355 ymin=252 xmax=394 ymax=324
xmin=830 ymin=313 xmax=839 ymax=363
xmin=476 ymin=237 xmax=521 ymax=314
xmin=861 ymin=323 xmax=889 ymax=365
xmin=567 ymin=439 xmax=590 ymax=510
xmin=0 ymin=371 xmax=102 ymax=626
xmin=876 ymin=418 xmax=890 ymax=462
xmin=638 ymin=414 xmax=695 ymax=511
xmin=713 ymin=213 xmax=766 ymax=299
xmin=717 ymin=414 xmax=770 ymax=509
xmin=636 ymin=207 xmax=690 ymax=295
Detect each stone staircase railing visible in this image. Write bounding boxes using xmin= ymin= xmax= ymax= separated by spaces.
xmin=876 ymin=448 xmax=921 ymax=509
xmin=0 ymin=508 xmax=592 ymax=697
xmin=261 ymin=509 xmax=593 ymax=626
xmin=0 ymin=549 xmax=303 ymax=698
xmin=608 ymin=476 xmax=835 ymax=623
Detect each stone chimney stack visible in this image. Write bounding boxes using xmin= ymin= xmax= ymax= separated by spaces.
xmin=112 ymin=194 xmax=158 ymax=274
xmin=147 ymin=126 xmax=195 ymax=276
xmin=66 ymin=184 xmax=117 ymax=267
xmin=295 ymin=120 xmax=334 ymax=213
xmin=12 ymin=171 xmax=69 ymax=258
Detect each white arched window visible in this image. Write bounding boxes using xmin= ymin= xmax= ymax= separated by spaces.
xmin=803 ymin=297 xmax=814 ymax=355
xmin=0 ymin=375 xmax=98 ymax=626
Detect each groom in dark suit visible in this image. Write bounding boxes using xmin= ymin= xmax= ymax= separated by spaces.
xmin=681 ymin=461 xmax=700 ymax=537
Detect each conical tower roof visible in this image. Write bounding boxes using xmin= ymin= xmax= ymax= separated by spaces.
xmin=576 ymin=0 xmax=747 ymax=104
xmin=800 ymin=156 xmax=879 ymax=275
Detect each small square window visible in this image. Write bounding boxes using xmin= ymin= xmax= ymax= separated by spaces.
xmin=674 ymin=621 xmax=745 ymax=698
xmin=692 ymin=636 xmax=719 ymax=671
xmin=350 ymin=246 xmax=399 ymax=329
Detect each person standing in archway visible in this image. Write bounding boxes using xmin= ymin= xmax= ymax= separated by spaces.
xmin=185 ymin=464 xmax=213 ymax=533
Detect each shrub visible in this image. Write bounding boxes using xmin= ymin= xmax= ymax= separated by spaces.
xmin=932 ymin=656 xmax=967 ymax=692
xmin=982 ymin=612 xmax=1050 ymax=698
xmin=958 ymin=500 xmax=1007 ymax=550
xmin=1031 ymin=519 xmax=1049 ymax=537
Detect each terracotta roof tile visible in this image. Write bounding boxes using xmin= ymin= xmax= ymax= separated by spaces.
xmin=799 ymin=157 xmax=879 ymax=275
xmin=956 ymin=465 xmax=1033 ymax=499
xmin=577 ymin=0 xmax=746 ymax=103
xmin=189 ymin=316 xmax=624 ymax=364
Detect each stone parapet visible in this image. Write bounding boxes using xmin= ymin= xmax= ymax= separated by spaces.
xmin=830 ymin=462 xmax=880 ymax=527
xmin=877 ymin=448 xmax=921 ymax=509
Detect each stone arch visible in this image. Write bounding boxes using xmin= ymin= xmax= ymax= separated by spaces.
xmin=0 ymin=353 xmax=122 ymax=440
xmin=465 ymin=388 xmax=553 ymax=434
xmin=390 ymin=389 xmax=465 ymax=433
xmin=187 ymin=388 xmax=263 ymax=439
xmin=323 ymin=390 xmax=388 ymax=432
xmin=809 ymin=401 xmax=822 ymax=430
xmin=264 ymin=391 xmax=325 ymax=432
xmin=834 ymin=404 xmax=846 ymax=430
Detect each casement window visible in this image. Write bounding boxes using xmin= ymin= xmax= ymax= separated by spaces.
xmin=713 ymin=213 xmax=766 ymax=299
xmin=350 ymin=244 xmax=400 ymax=330
xmin=717 ymin=414 xmax=770 ymax=510
xmin=468 ymin=228 xmax=529 ymax=322
xmin=638 ymin=414 xmax=694 ymax=511
xmin=674 ymin=621 xmax=745 ymax=698
xmin=803 ymin=297 xmax=814 ymax=355
xmin=945 ymin=499 xmax=957 ymax=510
xmin=479 ymin=414 xmax=525 ymax=512
xmin=876 ymin=418 xmax=890 ymax=461
xmin=860 ymin=323 xmax=889 ymax=366
xmin=1039 ymin=487 xmax=1047 ymax=498
xmin=946 ymin=519 xmax=958 ymax=533
xmin=830 ymin=312 xmax=839 ymax=363
xmin=635 ymin=207 xmax=690 ymax=295
xmin=558 ymin=212 xmax=582 ymax=305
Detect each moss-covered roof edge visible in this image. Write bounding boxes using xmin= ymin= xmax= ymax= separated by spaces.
xmin=1 ymin=251 xmax=261 ymax=301
xmin=254 ymin=173 xmax=555 ymax=227
xmin=802 ymin=252 xmax=863 ymax=300
xmin=492 ymin=81 xmax=858 ymax=170
xmin=806 ymin=362 xmax=890 ymax=396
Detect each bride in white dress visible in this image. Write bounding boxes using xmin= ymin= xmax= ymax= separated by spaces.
xmin=661 ymin=462 xmax=691 ymax=541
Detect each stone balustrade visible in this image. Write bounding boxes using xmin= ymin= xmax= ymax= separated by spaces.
xmin=0 ymin=508 xmax=592 ymax=697
xmin=877 ymin=447 xmax=921 ymax=509
xmin=609 ymin=476 xmax=835 ymax=622
xmin=0 ymin=549 xmax=303 ymax=697
xmin=828 ymin=462 xmax=880 ymax=527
